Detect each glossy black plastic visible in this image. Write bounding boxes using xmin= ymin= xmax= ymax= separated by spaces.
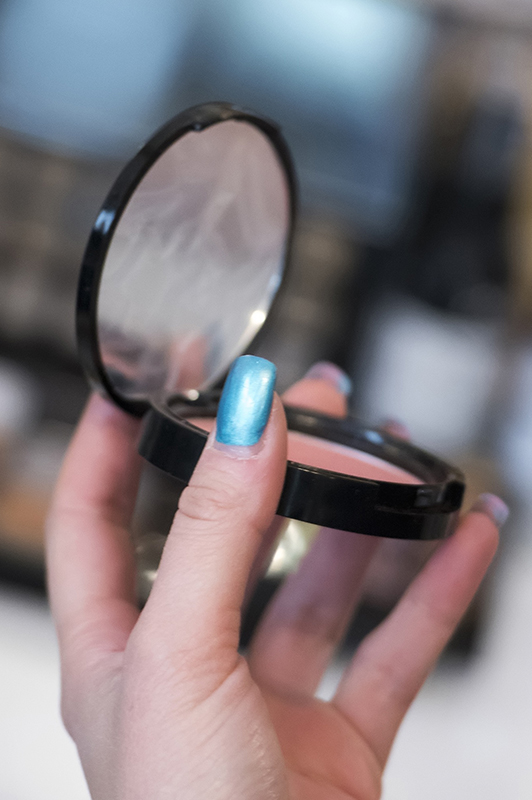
xmin=76 ymin=101 xmax=297 ymax=417
xmin=139 ymin=397 xmax=464 ymax=540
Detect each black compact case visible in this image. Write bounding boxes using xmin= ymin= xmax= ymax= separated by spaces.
xmin=77 ymin=101 xmax=465 ymax=540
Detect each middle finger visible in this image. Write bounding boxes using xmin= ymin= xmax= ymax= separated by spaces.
xmin=248 ymin=526 xmax=378 ymax=696
xmin=248 ymin=404 xmax=409 ymax=696
xmin=249 ymin=364 xmax=381 ymax=695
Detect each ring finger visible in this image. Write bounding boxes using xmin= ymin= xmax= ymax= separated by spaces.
xmin=249 ymin=365 xmax=384 ymax=696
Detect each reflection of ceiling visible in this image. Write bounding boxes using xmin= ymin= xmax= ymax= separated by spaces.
xmin=412 ymin=0 xmax=532 ymax=29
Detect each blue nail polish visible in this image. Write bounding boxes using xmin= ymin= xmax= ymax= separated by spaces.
xmin=216 ymin=356 xmax=276 ymax=446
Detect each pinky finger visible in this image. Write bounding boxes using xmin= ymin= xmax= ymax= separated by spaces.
xmin=332 ymin=494 xmax=506 ymax=767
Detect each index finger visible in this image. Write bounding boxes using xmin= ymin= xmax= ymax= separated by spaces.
xmin=46 ymin=395 xmax=142 ymax=665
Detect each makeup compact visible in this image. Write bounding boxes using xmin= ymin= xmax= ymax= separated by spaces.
xmin=77 ymin=102 xmax=465 ymax=541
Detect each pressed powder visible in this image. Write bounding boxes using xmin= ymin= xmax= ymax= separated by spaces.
xmin=286 ymin=431 xmax=420 ymax=483
xmin=189 ymin=417 xmax=421 ymax=484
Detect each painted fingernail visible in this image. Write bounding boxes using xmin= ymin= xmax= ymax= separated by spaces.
xmin=380 ymin=418 xmax=410 ymax=440
xmin=304 ymin=361 xmax=352 ymax=395
xmin=471 ymin=493 xmax=509 ymax=528
xmin=216 ymin=355 xmax=276 ymax=447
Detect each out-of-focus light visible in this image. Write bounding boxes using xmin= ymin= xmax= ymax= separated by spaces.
xmin=232 ymin=0 xmax=430 ymax=110
xmin=0 ymin=0 xmax=190 ymax=155
xmin=250 ymin=309 xmax=267 ymax=327
xmin=267 ymin=520 xmax=317 ymax=576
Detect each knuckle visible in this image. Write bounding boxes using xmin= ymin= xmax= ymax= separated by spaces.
xmin=124 ymin=622 xmax=238 ymax=696
xmin=177 ymin=475 xmax=242 ymax=526
xmin=123 ymin=627 xmax=170 ymax=677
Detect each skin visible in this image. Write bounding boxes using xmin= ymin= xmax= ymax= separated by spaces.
xmin=45 ymin=375 xmax=499 ymax=800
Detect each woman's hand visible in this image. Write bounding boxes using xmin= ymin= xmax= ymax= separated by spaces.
xmin=46 ymin=358 xmax=503 ymax=800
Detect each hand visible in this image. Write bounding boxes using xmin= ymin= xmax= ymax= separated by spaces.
xmin=46 ymin=359 xmax=502 ymax=800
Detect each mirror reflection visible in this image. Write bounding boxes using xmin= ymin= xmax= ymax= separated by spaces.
xmin=97 ymin=119 xmax=289 ymax=401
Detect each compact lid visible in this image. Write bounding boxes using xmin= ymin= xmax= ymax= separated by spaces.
xmin=77 ymin=102 xmax=296 ymax=416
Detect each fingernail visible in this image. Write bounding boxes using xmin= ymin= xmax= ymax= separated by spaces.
xmin=304 ymin=361 xmax=352 ymax=395
xmin=216 ymin=355 xmax=276 ymax=447
xmin=471 ymin=493 xmax=509 ymax=528
xmin=380 ymin=418 xmax=410 ymax=440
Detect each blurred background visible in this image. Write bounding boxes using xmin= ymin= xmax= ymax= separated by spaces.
xmin=1 ymin=0 xmax=532 ymax=797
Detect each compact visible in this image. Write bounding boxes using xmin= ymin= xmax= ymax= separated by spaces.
xmin=77 ymin=101 xmax=465 ymax=541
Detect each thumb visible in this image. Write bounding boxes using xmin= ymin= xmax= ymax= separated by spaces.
xmin=137 ymin=356 xmax=286 ymax=663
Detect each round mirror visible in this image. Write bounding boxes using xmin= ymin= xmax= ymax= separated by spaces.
xmin=78 ymin=106 xmax=293 ymax=412
xmin=77 ymin=103 xmax=466 ymax=542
